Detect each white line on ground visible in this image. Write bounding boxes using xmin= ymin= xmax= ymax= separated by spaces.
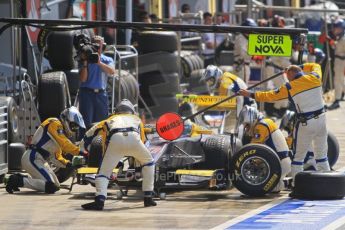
xmin=210 ymin=195 xmax=289 ymax=230
xmin=210 ymin=167 xmax=345 ymax=230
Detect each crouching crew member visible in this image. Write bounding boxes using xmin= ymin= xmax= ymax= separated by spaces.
xmin=238 ymin=105 xmax=291 ymax=192
xmin=239 ymin=63 xmax=330 ymax=181
xmin=81 ymin=99 xmax=156 ymax=210
xmin=6 ymin=106 xmax=87 ymax=194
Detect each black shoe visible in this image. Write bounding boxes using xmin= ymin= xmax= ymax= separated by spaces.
xmin=81 ymin=201 xmax=104 ymax=210
xmin=5 ymin=174 xmax=23 ymax=194
xmin=327 ymin=100 xmax=340 ymax=110
xmin=82 ymin=195 xmax=105 ymax=210
xmin=144 ymin=197 xmax=157 ymax=207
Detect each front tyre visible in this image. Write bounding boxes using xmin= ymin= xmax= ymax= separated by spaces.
xmin=231 ymin=144 xmax=281 ymax=197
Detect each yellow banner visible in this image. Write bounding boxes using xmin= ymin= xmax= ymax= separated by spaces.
xmin=248 ymin=34 xmax=292 ymax=57
xmin=176 ymin=94 xmax=236 ymax=110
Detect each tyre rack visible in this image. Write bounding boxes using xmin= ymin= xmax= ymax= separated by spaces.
xmin=108 ymin=45 xmax=138 ymax=113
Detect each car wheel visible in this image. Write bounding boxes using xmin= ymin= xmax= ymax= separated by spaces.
xmin=327 ymin=132 xmax=339 ymax=168
xmin=231 ymin=143 xmax=282 ymax=197
xmin=88 ymin=136 xmax=103 ymax=167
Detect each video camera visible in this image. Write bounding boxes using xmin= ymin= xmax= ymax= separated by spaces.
xmin=73 ymin=33 xmax=100 ymax=63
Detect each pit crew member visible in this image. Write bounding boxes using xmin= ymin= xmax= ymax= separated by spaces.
xmin=80 ymin=99 xmax=156 ymax=210
xmin=5 ymin=107 xmax=87 ymax=194
xmin=238 ymin=105 xmax=291 ymax=192
xmin=239 ymin=63 xmax=330 ymax=181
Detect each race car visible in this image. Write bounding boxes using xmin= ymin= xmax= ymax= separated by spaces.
xmin=63 ymin=126 xmax=282 ymax=198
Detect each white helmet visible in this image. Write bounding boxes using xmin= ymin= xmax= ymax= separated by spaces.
xmin=200 ymin=65 xmax=223 ymax=90
xmin=238 ymin=105 xmax=261 ymax=127
xmin=115 ymin=99 xmax=136 ymax=114
xmin=60 ymin=106 xmax=86 ymax=136
xmin=279 ymin=110 xmax=295 ymax=133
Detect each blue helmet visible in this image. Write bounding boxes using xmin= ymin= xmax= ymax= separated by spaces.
xmin=241 ymin=18 xmax=257 ymax=27
xmin=314 ymin=48 xmax=325 ymax=64
xmin=333 ymin=18 xmax=344 ymax=29
xmin=60 ymin=106 xmax=85 ymax=136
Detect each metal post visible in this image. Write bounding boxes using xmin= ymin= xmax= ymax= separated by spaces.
xmin=247 ymin=0 xmax=253 ymax=19
xmin=323 ymin=1 xmax=333 ymax=92
xmin=86 ymin=0 xmax=92 ymax=21
xmin=125 ymin=0 xmax=132 ymax=46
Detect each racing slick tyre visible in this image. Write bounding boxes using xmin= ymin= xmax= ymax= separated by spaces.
xmin=88 ymin=136 xmax=103 ymax=167
xmin=6 ymin=97 xmax=20 ymax=143
xmin=197 ymin=135 xmax=231 ymax=170
xmin=140 ymin=73 xmax=180 ymax=97
xmin=138 ymin=52 xmax=179 ymax=74
xmin=8 ymin=143 xmax=26 ymax=170
xmin=186 ymin=69 xmax=209 ymax=95
xmin=46 ymin=30 xmax=76 ymax=70
xmin=180 ymin=52 xmax=195 ymax=79
xmin=327 ymin=132 xmax=339 ymax=168
xmin=64 ymin=69 xmax=80 ymax=98
xmin=107 ymin=70 xmax=139 ymax=107
xmin=231 ymin=144 xmax=282 ymax=197
xmin=292 ymin=171 xmax=345 ymax=200
xmin=138 ymin=31 xmax=178 ymax=54
xmin=39 ymin=71 xmax=70 ymax=121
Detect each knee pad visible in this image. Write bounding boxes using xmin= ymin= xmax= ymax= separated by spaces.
xmin=45 ymin=181 xmax=60 ymax=194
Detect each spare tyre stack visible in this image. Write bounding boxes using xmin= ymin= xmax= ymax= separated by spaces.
xmin=138 ymin=31 xmax=181 ymax=118
xmin=106 ymin=69 xmax=139 ymax=112
xmin=180 ymin=51 xmax=209 ymax=95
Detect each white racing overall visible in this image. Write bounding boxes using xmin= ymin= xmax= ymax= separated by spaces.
xmin=81 ymin=114 xmax=154 ymax=200
xmin=254 ymin=63 xmax=330 ymax=180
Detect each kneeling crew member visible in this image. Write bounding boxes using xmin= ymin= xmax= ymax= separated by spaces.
xmin=6 ymin=107 xmax=87 ymax=194
xmin=81 ymin=99 xmax=156 ymax=210
xmin=239 ymin=63 xmax=330 ymax=181
xmin=238 ymin=105 xmax=291 ymax=192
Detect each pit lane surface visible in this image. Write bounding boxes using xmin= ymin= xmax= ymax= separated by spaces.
xmin=0 ymin=104 xmax=344 ymax=230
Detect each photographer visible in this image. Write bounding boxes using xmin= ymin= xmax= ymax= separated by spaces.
xmin=78 ymin=35 xmax=115 ymax=137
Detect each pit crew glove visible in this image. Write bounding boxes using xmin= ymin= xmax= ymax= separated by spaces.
xmin=72 ymin=156 xmax=86 ymax=168
xmin=79 ymin=150 xmax=89 ymax=159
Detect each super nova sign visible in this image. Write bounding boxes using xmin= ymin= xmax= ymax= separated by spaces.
xmin=248 ymin=34 xmax=292 ymax=57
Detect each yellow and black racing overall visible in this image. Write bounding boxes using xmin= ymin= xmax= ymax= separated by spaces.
xmin=21 ymin=118 xmax=82 ymax=193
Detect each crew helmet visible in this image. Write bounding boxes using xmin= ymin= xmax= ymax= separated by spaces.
xmin=241 ymin=18 xmax=257 ymax=27
xmin=60 ymin=106 xmax=85 ymax=136
xmin=279 ymin=110 xmax=296 ymax=133
xmin=238 ymin=105 xmax=261 ymax=127
xmin=271 ymin=15 xmax=285 ymax=28
xmin=200 ymin=65 xmax=223 ymax=90
xmin=333 ymin=18 xmax=345 ymax=29
xmin=115 ymin=99 xmax=136 ymax=114
xmin=314 ymin=48 xmax=325 ymax=64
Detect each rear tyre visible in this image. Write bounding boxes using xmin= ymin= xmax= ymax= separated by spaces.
xmin=231 ymin=144 xmax=282 ymax=197
xmin=201 ymin=135 xmax=231 ymax=169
